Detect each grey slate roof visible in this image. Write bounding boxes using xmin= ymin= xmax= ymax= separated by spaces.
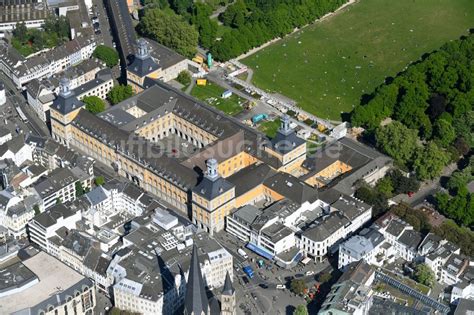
xmin=34 ymin=168 xmax=78 ymax=198
xmin=264 ymin=172 xmax=318 ymax=205
xmin=385 ymin=219 xmax=409 ymax=238
xmin=33 ymin=203 xmax=76 ymax=228
xmin=231 ymin=205 xmax=263 ymax=226
xmin=0 ymin=136 xmax=26 ymax=155
xmin=85 ymin=186 xmax=108 ymax=206
xmin=398 ymin=230 xmax=423 ymax=250
xmin=148 ymin=39 xmax=185 ymax=69
xmin=193 ymin=176 xmax=234 ymax=201
xmin=127 ymin=53 xmax=160 ymax=77
xmin=51 ymin=90 xmax=85 ymax=115
xmin=227 ymin=163 xmax=276 ymax=197
xmin=454 ymin=298 xmax=474 ymax=315
xmin=302 ymin=212 xmax=350 ymax=242
xmin=270 ymin=128 xmax=306 ymax=154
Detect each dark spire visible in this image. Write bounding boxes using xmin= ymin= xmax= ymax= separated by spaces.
xmin=221 ymin=271 xmax=234 ymax=296
xmin=184 ymin=244 xmax=209 ymax=315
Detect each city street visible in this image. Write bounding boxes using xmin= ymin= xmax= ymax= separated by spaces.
xmin=92 ymin=0 xmax=114 ymax=48
xmin=214 ymin=231 xmax=331 ymax=314
xmin=0 ymin=71 xmax=50 ymax=137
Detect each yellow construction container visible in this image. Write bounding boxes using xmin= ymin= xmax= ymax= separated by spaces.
xmin=197 ymin=79 xmax=207 ymax=86
xmin=317 ymin=124 xmax=327 ymax=132
xmin=193 ymin=56 xmax=204 ymax=64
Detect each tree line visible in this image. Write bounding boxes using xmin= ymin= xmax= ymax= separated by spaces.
xmin=351 ymin=34 xmax=473 ymax=181
xmin=211 ymin=0 xmax=346 ymax=60
xmin=435 ymin=156 xmax=474 ymax=228
xmin=138 ymin=0 xmax=346 ymax=60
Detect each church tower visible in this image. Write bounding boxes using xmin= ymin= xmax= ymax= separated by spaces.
xmin=220 ymin=271 xmax=236 ymax=315
xmin=184 ymin=244 xmax=210 ymax=315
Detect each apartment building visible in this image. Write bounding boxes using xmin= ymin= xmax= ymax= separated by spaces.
xmin=0 ymin=36 xmax=97 ymax=88
xmin=338 ymin=228 xmax=387 ymax=270
xmin=28 ymin=203 xmax=82 ymax=253
xmin=0 ymin=135 xmax=33 ymax=167
xmin=299 ymin=194 xmax=372 ymax=262
xmin=33 ymin=167 xmax=92 ymax=210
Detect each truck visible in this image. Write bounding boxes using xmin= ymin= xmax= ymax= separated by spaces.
xmin=238 ymin=248 xmax=248 ymax=259
xmin=251 ymin=113 xmax=268 ymax=124
xmin=243 ymin=266 xmax=254 ymax=279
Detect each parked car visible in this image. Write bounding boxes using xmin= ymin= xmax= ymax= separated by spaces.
xmin=276 ymin=284 xmax=286 ymax=290
xmin=306 ymin=271 xmax=315 ymax=276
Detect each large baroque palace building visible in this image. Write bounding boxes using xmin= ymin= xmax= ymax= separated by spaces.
xmin=50 ymin=40 xmax=315 ymax=234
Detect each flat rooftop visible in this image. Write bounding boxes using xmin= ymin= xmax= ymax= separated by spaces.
xmin=0 ymin=1 xmax=50 ymax=24
xmin=0 ymin=251 xmax=87 ymax=314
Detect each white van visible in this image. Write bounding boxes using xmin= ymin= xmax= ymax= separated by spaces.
xmin=276 ymin=284 xmax=286 ymax=290
xmin=238 ymin=248 xmax=248 ymax=259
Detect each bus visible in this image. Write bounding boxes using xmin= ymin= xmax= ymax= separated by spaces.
xmin=16 ymin=106 xmax=28 ymax=123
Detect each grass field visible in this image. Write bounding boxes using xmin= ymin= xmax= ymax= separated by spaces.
xmin=258 ymin=118 xmax=281 ymax=138
xmin=191 ymin=82 xmax=245 ymax=116
xmin=242 ymin=0 xmax=474 ymax=121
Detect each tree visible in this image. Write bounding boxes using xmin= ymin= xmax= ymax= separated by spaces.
xmin=414 ymin=263 xmax=435 ymax=287
xmin=354 ymin=185 xmax=388 ymax=217
xmin=433 ymin=119 xmax=456 ymax=147
xmin=350 ymin=84 xmax=398 ymax=129
xmin=95 ymin=176 xmax=105 ymax=186
xmin=176 ymin=70 xmax=191 ymax=86
xmin=107 ymin=85 xmax=134 ymax=105
xmin=293 ymin=305 xmax=308 ymax=315
xmin=13 ymin=22 xmax=28 ymax=43
xmin=93 ymin=45 xmax=119 ymax=68
xmin=143 ymin=0 xmax=169 ymax=9
xmin=391 ymin=203 xmax=432 ymax=233
xmin=33 ymin=204 xmax=41 ymax=215
xmin=446 ymin=168 xmax=473 ymax=194
xmin=389 ymin=170 xmax=420 ymax=195
xmin=453 ymin=137 xmax=470 ymax=156
xmin=138 ymin=9 xmax=198 ymax=58
xmin=375 ymin=121 xmax=419 ymax=166
xmin=376 ymin=176 xmax=394 ymax=198
xmin=412 ymin=142 xmax=450 ymax=180
xmin=82 ymin=96 xmax=106 ymax=114
xmin=290 ymin=279 xmax=306 ymax=295
xmin=318 ymin=272 xmax=332 ymax=283
xmin=75 ymin=181 xmax=85 ymax=198
xmin=434 ymin=219 xmax=474 ymax=257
